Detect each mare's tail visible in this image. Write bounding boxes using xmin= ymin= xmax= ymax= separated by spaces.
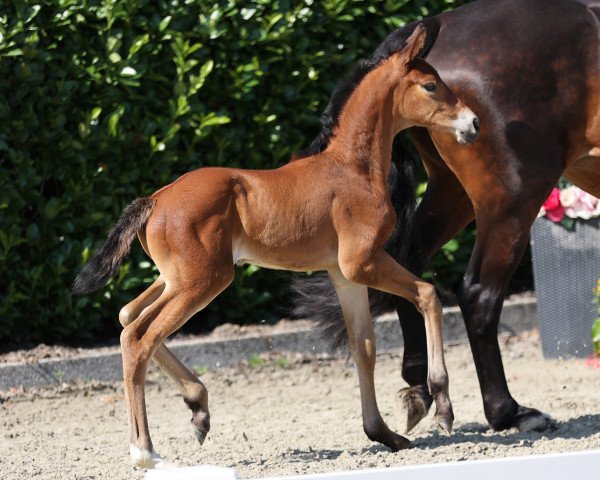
xmin=291 ymin=135 xmax=418 ymax=348
xmin=72 ymin=197 xmax=156 ymax=295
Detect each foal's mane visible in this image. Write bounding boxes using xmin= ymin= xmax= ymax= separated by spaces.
xmin=294 ymin=17 xmax=441 ymax=159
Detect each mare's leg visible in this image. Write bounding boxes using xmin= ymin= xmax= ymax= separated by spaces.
xmin=456 ymin=210 xmax=554 ymax=431
xmin=119 ymin=277 xmax=210 ymax=445
xmin=393 ymin=128 xmax=475 ymax=433
xmin=338 ymin=250 xmax=453 ymax=434
xmin=328 ymin=270 xmax=410 ymax=451
xmin=121 ymin=267 xmax=234 ymax=468
xmin=428 ymin=122 xmax=564 ymax=432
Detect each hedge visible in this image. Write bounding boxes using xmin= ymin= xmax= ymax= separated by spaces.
xmin=0 ymin=0 xmax=482 ymax=344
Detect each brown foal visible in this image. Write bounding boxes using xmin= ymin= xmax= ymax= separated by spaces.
xmin=73 ymin=25 xmax=479 ymax=468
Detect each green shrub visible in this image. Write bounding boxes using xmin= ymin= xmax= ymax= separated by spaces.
xmin=0 ymin=0 xmax=475 ymax=344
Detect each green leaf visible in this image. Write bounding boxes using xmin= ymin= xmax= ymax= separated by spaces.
xmin=442 ymin=239 xmax=459 ymax=253
xmin=592 ymin=318 xmax=600 ymax=341
xmin=199 ymin=59 xmax=214 ymax=79
xmin=23 ymin=5 xmax=41 ymax=24
xmin=26 ymin=224 xmax=40 ymax=242
xmin=44 ymin=198 xmax=61 ymax=219
xmin=108 ymin=109 xmax=123 ymax=137
xmin=200 ymin=114 xmax=231 ymax=129
xmin=90 ymin=107 xmax=102 ymax=121
xmin=128 ymin=34 xmax=150 ymax=58
xmin=159 ymin=16 xmax=172 ymax=32
xmin=241 ymin=8 xmax=257 ymax=20
xmin=592 ymin=318 xmax=600 ymax=355
xmin=4 ymin=48 xmax=23 ymax=57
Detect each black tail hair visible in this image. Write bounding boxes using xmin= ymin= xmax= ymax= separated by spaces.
xmin=290 ymin=19 xmax=440 ymax=349
xmin=72 ymin=197 xmax=156 ymax=295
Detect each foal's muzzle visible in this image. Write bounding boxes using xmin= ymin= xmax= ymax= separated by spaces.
xmin=455 ymin=111 xmax=480 ymax=144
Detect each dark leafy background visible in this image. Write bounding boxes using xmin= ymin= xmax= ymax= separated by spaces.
xmin=1 ymin=0 xmax=530 ymax=345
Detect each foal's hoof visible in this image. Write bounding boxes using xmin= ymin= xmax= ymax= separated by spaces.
xmin=194 ymin=428 xmax=207 ymax=445
xmin=386 ymin=433 xmax=411 ymax=452
xmin=396 ymin=387 xmax=431 ymax=433
xmin=514 ymin=407 xmax=556 ymax=433
xmin=130 ymin=446 xmax=175 ymax=469
xmin=433 ymin=414 xmax=453 ymax=435
xmin=191 ymin=410 xmax=210 ymax=445
xmin=365 ymin=425 xmax=411 ymax=452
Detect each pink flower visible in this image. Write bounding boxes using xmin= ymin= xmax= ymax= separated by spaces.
xmin=579 ymin=190 xmax=600 ymax=216
xmin=565 ymin=187 xmax=600 ymax=219
xmin=559 ymin=187 xmax=578 ymax=208
xmin=585 ymin=354 xmax=600 ymax=369
xmin=542 ymin=188 xmax=565 ymax=222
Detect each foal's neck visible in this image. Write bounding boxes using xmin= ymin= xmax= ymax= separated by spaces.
xmin=325 ymin=63 xmax=405 ymax=183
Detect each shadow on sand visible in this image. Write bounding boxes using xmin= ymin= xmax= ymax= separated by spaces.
xmin=279 ymin=413 xmax=600 ymax=462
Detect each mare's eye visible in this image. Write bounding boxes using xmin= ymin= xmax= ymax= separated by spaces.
xmin=422 ymin=83 xmax=437 ymax=93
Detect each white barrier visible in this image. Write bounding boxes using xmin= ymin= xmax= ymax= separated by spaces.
xmin=258 ymin=450 xmax=600 ymax=480
xmin=145 ymin=465 xmax=239 ymax=480
xmin=145 ymin=450 xmax=600 ymax=480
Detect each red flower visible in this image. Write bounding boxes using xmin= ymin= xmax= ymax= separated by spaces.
xmin=542 ymin=188 xmax=565 ymax=222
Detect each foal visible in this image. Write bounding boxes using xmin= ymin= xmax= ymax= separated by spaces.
xmin=73 ymin=25 xmax=479 ymax=468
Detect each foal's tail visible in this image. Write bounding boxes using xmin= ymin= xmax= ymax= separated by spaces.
xmin=72 ymin=197 xmax=156 ymax=295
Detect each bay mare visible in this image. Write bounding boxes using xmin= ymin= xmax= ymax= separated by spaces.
xmin=294 ymin=0 xmax=600 ymax=435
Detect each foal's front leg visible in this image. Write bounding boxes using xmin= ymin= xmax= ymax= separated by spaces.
xmin=374 ymin=252 xmax=453 ymax=433
xmin=339 ymin=249 xmax=453 ymax=434
xmin=328 ymin=270 xmax=410 ymax=451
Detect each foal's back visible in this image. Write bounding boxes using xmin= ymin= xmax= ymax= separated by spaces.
xmin=142 ymin=157 xmax=352 ymax=274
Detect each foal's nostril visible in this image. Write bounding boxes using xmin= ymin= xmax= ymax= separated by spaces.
xmin=473 ymin=117 xmax=480 ymax=133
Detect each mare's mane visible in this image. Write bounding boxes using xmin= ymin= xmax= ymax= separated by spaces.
xmin=294 ymin=17 xmax=441 ymax=159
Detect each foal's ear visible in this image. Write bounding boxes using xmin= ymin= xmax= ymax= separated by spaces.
xmin=404 ymin=24 xmax=427 ymax=61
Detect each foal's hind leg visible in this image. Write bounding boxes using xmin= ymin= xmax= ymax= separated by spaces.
xmin=328 ymin=270 xmax=410 ymax=451
xmin=120 ymin=268 xmax=234 ymax=468
xmin=119 ymin=277 xmax=210 ymax=446
xmin=152 ymin=347 xmax=210 ymax=444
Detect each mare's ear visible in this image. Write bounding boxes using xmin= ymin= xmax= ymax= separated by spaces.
xmin=404 ymin=24 xmax=427 ymax=61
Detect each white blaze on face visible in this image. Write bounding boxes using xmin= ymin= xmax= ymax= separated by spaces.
xmin=453 ymin=107 xmax=480 ymax=144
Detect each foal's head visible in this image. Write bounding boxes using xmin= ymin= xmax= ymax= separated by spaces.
xmin=389 ymin=25 xmax=480 ymax=144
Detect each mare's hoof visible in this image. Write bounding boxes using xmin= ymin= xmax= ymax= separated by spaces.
xmin=514 ymin=407 xmax=556 ymax=433
xmin=396 ymin=387 xmax=431 ymax=433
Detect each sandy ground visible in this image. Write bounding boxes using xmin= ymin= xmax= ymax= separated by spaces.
xmin=1 ymin=331 xmax=599 ymax=479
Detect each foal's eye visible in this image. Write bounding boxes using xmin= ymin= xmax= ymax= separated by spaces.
xmin=422 ymin=83 xmax=437 ymax=93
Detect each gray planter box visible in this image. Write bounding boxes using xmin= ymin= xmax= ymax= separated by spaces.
xmin=530 ymin=217 xmax=599 ymax=358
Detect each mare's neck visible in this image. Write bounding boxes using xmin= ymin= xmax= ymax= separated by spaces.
xmin=326 ymin=66 xmax=406 ymax=183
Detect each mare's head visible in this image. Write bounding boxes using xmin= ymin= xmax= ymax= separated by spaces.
xmin=389 ymin=25 xmax=480 ymax=144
